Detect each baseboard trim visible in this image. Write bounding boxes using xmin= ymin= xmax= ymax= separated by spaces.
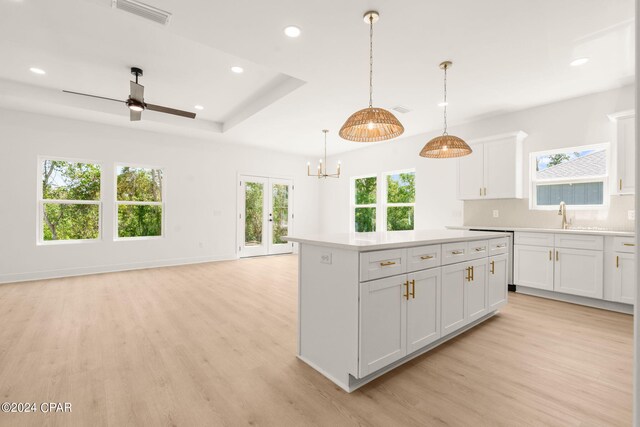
xmin=516 ymin=286 xmax=633 ymax=314
xmin=0 ymin=254 xmax=239 ymax=285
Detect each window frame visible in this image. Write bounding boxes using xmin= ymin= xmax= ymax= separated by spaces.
xmin=114 ymin=163 xmax=165 ymax=241
xmin=383 ymin=169 xmax=416 ymax=231
xmin=529 ymin=143 xmax=610 ymax=211
xmin=351 ymin=174 xmax=378 ymax=233
xmin=36 ymin=156 xmax=103 ymax=245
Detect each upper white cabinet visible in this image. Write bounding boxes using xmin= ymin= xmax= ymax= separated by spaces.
xmin=457 ymin=131 xmax=527 ymax=200
xmin=608 ymin=110 xmax=635 ymax=195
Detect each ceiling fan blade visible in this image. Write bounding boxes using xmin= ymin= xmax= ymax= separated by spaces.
xmin=130 ymin=109 xmax=142 ymax=121
xmin=145 ymin=103 xmax=196 ymax=119
xmin=130 ymin=81 xmax=144 ymax=102
xmin=63 ymin=90 xmax=125 ymax=104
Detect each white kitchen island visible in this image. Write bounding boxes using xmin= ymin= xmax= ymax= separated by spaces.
xmin=284 ymin=230 xmax=510 ymax=392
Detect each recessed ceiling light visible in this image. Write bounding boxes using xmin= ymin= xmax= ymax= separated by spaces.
xmin=30 ymin=67 xmax=46 ymax=75
xmin=570 ymin=57 xmax=589 ymax=67
xmin=194 ymin=105 xmax=204 ymax=110
xmin=284 ymin=26 xmax=301 ymax=38
xmin=231 ymin=66 xmax=244 ymax=74
xmin=438 ymin=101 xmax=448 ymax=107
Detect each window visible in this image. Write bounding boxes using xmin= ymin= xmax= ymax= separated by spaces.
xmin=39 ymin=159 xmax=101 ymax=243
xmin=351 ymin=170 xmax=416 ymax=232
xmin=116 ymin=165 xmax=164 ymax=238
xmin=385 ymin=171 xmax=415 ymax=231
xmin=530 ymin=144 xmax=609 ymax=209
xmin=353 ymin=176 xmax=377 ymax=232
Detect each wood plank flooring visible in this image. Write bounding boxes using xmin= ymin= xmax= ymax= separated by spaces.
xmin=0 ymin=255 xmax=633 ymax=426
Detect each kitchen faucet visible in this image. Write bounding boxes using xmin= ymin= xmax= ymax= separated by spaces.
xmin=558 ymin=201 xmax=571 ymax=229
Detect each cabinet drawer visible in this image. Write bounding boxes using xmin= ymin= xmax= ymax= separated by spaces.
xmin=489 ymin=237 xmax=509 ymax=255
xmin=467 ymin=240 xmax=489 ymax=261
xmin=613 ymin=237 xmax=636 ymax=253
xmin=407 ymin=244 xmax=441 ymax=273
xmin=554 ymin=234 xmax=603 ymax=251
xmin=360 ymin=249 xmax=406 ymax=281
xmin=514 ymin=232 xmax=554 ymax=247
xmin=442 ymin=242 xmax=468 ymax=265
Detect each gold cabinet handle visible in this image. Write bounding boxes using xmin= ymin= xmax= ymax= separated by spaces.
xmin=479 ymin=188 xmax=482 ymax=196
xmin=549 ymin=250 xmax=552 ymax=261
xmin=380 ymin=261 xmax=396 ymax=267
xmin=484 ymin=187 xmax=487 ymax=196
xmin=490 ymin=260 xmax=495 ymax=274
xmin=623 ymin=243 xmax=636 ymax=247
xmin=420 ymin=255 xmax=434 ymax=260
xmin=410 ymin=279 xmax=416 ymax=299
xmin=496 ymin=244 xmax=506 ymax=248
xmin=556 ymin=250 xmax=559 ymax=261
xmin=475 ymin=247 xmax=486 ymax=252
xmin=403 ymin=280 xmax=409 ymax=300
xmin=471 ymin=265 xmax=474 ymax=281
xmin=616 ymin=255 xmax=619 ymax=268
xmin=451 ymin=250 xmax=464 ymax=255
xmin=620 ymin=178 xmax=623 ymax=191
xmin=465 ymin=267 xmax=471 ymax=282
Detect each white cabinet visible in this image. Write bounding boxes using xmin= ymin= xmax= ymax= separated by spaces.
xmin=467 ymin=259 xmax=488 ymax=322
xmin=613 ymin=253 xmax=636 ymax=304
xmin=514 ymin=244 xmax=554 ymax=290
xmin=406 ymin=269 xmax=441 ymax=353
xmin=358 ymin=276 xmax=407 ymax=377
xmin=441 ymin=262 xmax=469 ymax=335
xmin=488 ymin=254 xmax=508 ymax=310
xmin=553 ymin=248 xmax=604 ymax=299
xmin=609 ymin=110 xmax=635 ymax=195
xmin=457 ymin=131 xmax=526 ymax=200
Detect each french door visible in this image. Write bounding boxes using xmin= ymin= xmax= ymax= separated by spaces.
xmin=239 ymin=175 xmax=293 ymax=257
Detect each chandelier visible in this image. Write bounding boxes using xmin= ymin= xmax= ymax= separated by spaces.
xmin=308 ymin=130 xmax=340 ymax=179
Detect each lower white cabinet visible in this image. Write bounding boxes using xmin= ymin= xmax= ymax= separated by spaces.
xmin=554 ymin=248 xmax=603 ymax=298
xmin=441 ymin=262 xmax=469 ymax=335
xmin=359 ymin=268 xmax=442 ymax=378
xmin=488 ymin=254 xmax=508 ymax=310
xmin=513 ymin=245 xmax=554 ymax=290
xmin=467 ymin=258 xmax=488 ymax=323
xmin=613 ymin=252 xmax=636 ymax=304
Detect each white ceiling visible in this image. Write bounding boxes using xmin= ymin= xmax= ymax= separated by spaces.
xmin=0 ymin=0 xmax=635 ymax=156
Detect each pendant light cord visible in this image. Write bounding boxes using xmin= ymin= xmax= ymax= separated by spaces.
xmin=443 ymin=64 xmax=448 ymax=135
xmin=369 ymin=15 xmax=374 ymax=108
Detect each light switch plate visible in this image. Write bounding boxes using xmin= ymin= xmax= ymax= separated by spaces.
xmin=628 ymin=210 xmax=635 ymax=220
xmin=493 ymin=210 xmax=499 ymax=218
xmin=320 ymin=252 xmax=332 ymax=265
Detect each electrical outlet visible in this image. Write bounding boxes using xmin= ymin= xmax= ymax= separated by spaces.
xmin=628 ymin=210 xmax=635 ymax=220
xmin=320 ymin=252 xmax=332 ymax=265
xmin=493 ymin=210 xmax=499 ymax=218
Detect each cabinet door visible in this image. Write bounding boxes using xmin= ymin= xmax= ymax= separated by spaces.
xmin=442 ymin=262 xmax=471 ymax=335
xmin=616 ymin=115 xmax=635 ymax=195
xmin=614 ymin=252 xmax=636 ymax=304
xmin=554 ymin=248 xmax=604 ymax=299
xmin=467 ymin=259 xmax=488 ymax=323
xmin=406 ymin=268 xmax=441 ymax=354
xmin=488 ymin=254 xmax=508 ymax=310
xmin=359 ymin=276 xmax=407 ymax=377
xmin=457 ymin=144 xmax=484 ymax=200
xmin=484 ymin=137 xmax=521 ymax=199
xmin=514 ymin=245 xmax=554 ymax=290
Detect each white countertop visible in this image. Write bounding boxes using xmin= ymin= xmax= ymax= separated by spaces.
xmin=447 ymin=225 xmax=635 ymax=237
xmin=284 ymin=229 xmax=510 ymax=251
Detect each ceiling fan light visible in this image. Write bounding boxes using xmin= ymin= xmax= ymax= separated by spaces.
xmin=339 ymin=107 xmax=404 ymax=142
xmin=420 ymin=134 xmax=472 ymax=158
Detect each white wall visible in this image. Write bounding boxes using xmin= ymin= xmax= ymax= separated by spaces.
xmin=320 ymin=84 xmax=634 ymax=234
xmin=0 ymin=109 xmax=320 ymax=283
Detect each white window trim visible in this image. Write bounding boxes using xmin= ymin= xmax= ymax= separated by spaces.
xmin=351 ymin=169 xmax=416 ymax=232
xmin=114 ymin=163 xmax=165 ymax=241
xmin=37 ymin=156 xmax=103 ymax=245
xmin=529 ymin=143 xmax=610 ymax=211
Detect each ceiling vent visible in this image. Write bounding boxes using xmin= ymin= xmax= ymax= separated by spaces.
xmin=111 ymin=0 xmax=172 ymax=25
xmin=392 ymin=105 xmax=411 ymax=114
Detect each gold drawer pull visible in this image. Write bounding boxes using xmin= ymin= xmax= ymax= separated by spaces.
xmin=549 ymin=250 xmax=552 ymax=261
xmin=616 ymin=256 xmax=619 ymax=268
xmin=490 ymin=260 xmax=495 ymax=274
xmin=420 ymin=255 xmax=434 ymax=260
xmin=475 ymin=247 xmax=486 ymax=252
xmin=496 ymin=244 xmax=506 ymax=248
xmin=451 ymin=250 xmax=464 ymax=255
xmin=623 ymin=243 xmax=635 ymax=247
xmin=380 ymin=261 xmax=396 ymax=267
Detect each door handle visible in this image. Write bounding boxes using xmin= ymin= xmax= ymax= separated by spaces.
xmin=465 ymin=267 xmax=471 ymax=282
xmin=490 ymin=260 xmax=495 ymax=274
xmin=404 ymin=281 xmax=410 ymax=300
xmin=471 ymin=265 xmax=474 ymax=281
xmin=380 ymin=261 xmax=396 ymax=267
xmin=556 ymin=250 xmax=559 ymax=261
xmin=410 ymin=280 xmax=415 ymax=299
xmin=616 ymin=255 xmax=619 ymax=268
xmin=549 ymin=250 xmax=552 ymax=261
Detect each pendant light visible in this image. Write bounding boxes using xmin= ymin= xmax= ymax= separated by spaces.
xmin=419 ymin=61 xmax=472 ymax=158
xmin=308 ymin=130 xmax=341 ymax=179
xmin=339 ymin=11 xmax=404 ymax=142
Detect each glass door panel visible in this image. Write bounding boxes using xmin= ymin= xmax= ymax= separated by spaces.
xmin=268 ymin=180 xmax=293 ymax=254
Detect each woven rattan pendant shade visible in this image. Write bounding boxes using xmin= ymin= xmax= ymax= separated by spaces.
xmin=420 ymin=134 xmax=472 ymax=158
xmin=339 ymin=107 xmax=404 ymax=142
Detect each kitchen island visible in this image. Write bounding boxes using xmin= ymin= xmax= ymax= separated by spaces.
xmin=284 ymin=230 xmax=510 ymax=392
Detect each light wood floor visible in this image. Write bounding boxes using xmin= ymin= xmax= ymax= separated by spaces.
xmin=0 ymin=255 xmax=633 ymax=426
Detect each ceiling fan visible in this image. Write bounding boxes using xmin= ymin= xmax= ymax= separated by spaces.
xmin=63 ymin=67 xmax=196 ymax=121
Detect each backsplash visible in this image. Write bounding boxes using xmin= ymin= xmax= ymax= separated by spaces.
xmin=464 ymin=196 xmax=635 ymax=231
